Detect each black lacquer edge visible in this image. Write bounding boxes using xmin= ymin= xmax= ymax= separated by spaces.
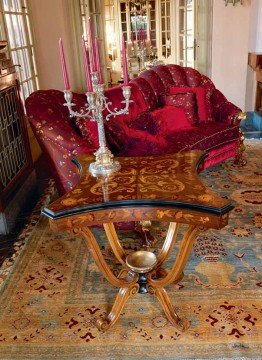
xmin=42 ymin=200 xmax=234 ymax=220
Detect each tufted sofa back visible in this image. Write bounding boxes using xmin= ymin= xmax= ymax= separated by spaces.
xmin=133 ymin=65 xmax=215 ymax=110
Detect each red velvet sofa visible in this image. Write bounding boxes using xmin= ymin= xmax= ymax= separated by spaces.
xmin=25 ymin=64 xmax=244 ymax=196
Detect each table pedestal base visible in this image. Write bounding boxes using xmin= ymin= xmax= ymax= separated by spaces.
xmin=76 ymin=222 xmax=204 ymax=332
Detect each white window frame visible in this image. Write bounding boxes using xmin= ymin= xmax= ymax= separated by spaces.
xmin=0 ymin=0 xmax=38 ymax=102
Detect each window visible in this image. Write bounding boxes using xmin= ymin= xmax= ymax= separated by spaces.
xmin=160 ymin=0 xmax=171 ymax=59
xmin=0 ymin=0 xmax=38 ymax=102
xmin=118 ymin=0 xmax=195 ymax=64
xmin=119 ymin=0 xmax=156 ymax=43
xmin=79 ymin=0 xmax=107 ymax=82
xmin=177 ymin=0 xmax=195 ymax=67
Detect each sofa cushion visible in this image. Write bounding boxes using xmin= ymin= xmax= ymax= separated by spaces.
xmin=128 ymin=106 xmax=193 ymax=137
xmin=128 ymin=112 xmax=159 ymax=135
xmin=165 ymin=122 xmax=239 ymax=154
xmin=169 ymin=86 xmax=213 ymax=122
xmin=151 ymin=105 xmax=193 ymax=135
xmin=161 ymin=93 xmax=198 ymax=125
xmin=105 ymin=118 xmax=168 ymax=156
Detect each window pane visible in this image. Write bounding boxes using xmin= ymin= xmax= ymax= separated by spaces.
xmin=5 ymin=14 xmax=26 ymax=48
xmin=3 ymin=0 xmax=21 ymax=12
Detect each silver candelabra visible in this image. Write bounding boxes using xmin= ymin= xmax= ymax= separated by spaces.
xmin=64 ymin=72 xmax=131 ymax=176
xmin=137 ymin=46 xmax=147 ymax=71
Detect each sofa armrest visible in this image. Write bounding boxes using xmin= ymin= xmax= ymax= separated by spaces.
xmin=26 ymin=89 xmax=92 ymax=152
xmin=32 ymin=121 xmax=94 ymax=154
xmin=211 ymin=89 xmax=242 ymax=126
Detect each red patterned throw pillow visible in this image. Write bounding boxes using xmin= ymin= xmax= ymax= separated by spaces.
xmin=151 ymin=105 xmax=193 ymax=136
xmin=162 ymin=92 xmax=198 ymax=125
xmin=169 ymin=86 xmax=213 ymax=122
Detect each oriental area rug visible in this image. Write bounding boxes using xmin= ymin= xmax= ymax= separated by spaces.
xmin=0 ymin=140 xmax=261 ymax=360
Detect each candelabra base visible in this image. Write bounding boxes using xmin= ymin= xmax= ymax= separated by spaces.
xmin=89 ymin=148 xmax=121 ymax=176
xmin=89 ymin=160 xmax=121 ymax=176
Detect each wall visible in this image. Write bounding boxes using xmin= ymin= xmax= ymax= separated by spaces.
xmin=245 ymin=0 xmax=262 ymax=111
xmin=248 ymin=0 xmax=262 ymax=53
xmin=29 ymin=0 xmax=84 ymax=92
xmin=211 ymin=0 xmax=251 ymax=110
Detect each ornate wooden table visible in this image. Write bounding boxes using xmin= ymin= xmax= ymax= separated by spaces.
xmin=43 ymin=151 xmax=233 ymax=332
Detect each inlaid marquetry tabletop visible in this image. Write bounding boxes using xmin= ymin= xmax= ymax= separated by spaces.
xmin=43 ymin=150 xmax=233 ymax=230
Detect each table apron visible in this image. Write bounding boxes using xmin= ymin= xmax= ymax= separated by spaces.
xmin=48 ymin=206 xmax=229 ymax=232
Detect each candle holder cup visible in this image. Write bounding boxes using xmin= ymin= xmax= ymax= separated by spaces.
xmin=64 ymin=72 xmax=132 ymax=176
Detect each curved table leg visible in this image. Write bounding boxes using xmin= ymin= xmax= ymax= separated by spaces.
xmin=147 ymin=285 xmax=189 ymax=331
xmin=149 ymin=225 xmax=204 ymax=288
xmin=147 ymin=225 xmax=205 ymax=330
xmin=78 ymin=227 xmax=138 ymax=288
xmin=157 ymin=222 xmax=179 ymax=268
xmin=97 ymin=284 xmax=139 ymax=331
xmin=103 ymin=223 xmax=127 ymax=266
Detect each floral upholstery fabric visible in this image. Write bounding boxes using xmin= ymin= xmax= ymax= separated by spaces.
xmin=211 ymin=89 xmax=240 ymax=125
xmin=25 ymin=90 xmax=95 ymax=195
xmin=25 ymin=65 xmax=242 ymax=197
xmin=151 ymin=65 xmax=176 ymax=89
xmin=130 ymin=77 xmax=158 ymax=111
xmin=166 ymin=64 xmax=188 ymax=86
xmin=139 ymin=70 xmax=166 ymax=106
xmin=166 ymin=122 xmax=240 ymax=154
xmin=75 ymin=115 xmax=99 ymax=148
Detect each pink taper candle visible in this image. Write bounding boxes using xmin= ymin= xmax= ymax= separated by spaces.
xmin=81 ymin=38 xmax=93 ymax=92
xmin=87 ymin=18 xmax=97 ymax=72
xmin=121 ymin=36 xmax=129 ymax=86
xmin=59 ymin=38 xmax=70 ymax=90
xmin=95 ymin=37 xmax=103 ymax=84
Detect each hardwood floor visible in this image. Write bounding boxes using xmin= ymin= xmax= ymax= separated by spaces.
xmin=0 ymin=154 xmax=52 ymax=267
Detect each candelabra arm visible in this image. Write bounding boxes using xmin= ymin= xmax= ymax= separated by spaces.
xmin=63 ymin=75 xmax=131 ymax=176
xmin=105 ymin=86 xmax=132 ymax=121
xmin=63 ymin=89 xmax=92 ymax=119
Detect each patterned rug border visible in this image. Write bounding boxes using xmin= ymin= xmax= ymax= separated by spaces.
xmin=0 ymin=179 xmax=57 ymax=290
